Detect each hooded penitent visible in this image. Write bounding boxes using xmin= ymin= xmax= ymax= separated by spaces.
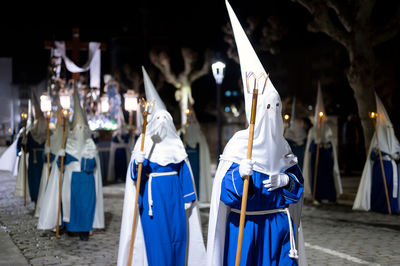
xmin=302 ymin=84 xmax=342 ymax=201
xmin=207 ymin=1 xmax=306 ymax=266
xmin=13 ymin=99 xmax=33 ymax=200
xmin=181 ymin=113 xmax=212 ymax=203
xmin=284 ymin=96 xmax=307 ymax=168
xmin=38 ymin=85 xmax=104 ymax=231
xmin=107 ymin=107 xmax=131 ymax=182
xmin=21 ymin=90 xmax=47 ymax=203
xmin=117 ymin=66 xmax=205 ymax=266
xmin=35 ymin=99 xmax=68 ymax=217
xmin=353 ymin=93 xmax=400 ymax=214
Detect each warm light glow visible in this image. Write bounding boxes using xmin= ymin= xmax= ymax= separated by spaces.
xmin=40 ymin=94 xmax=52 ymax=113
xmin=62 ymin=109 xmax=68 ymax=116
xmin=319 ymin=111 xmax=324 ymax=118
xmin=100 ymin=95 xmax=110 ymax=113
xmin=8 ymin=128 xmax=11 ymax=133
xmin=369 ymin=111 xmax=377 ymax=119
xmin=185 ymin=109 xmax=191 ymax=114
xmin=21 ymin=112 xmax=28 ymax=120
xmin=59 ymin=92 xmax=70 ymax=110
xmin=211 ymin=61 xmax=226 ymax=85
xmin=284 ymin=114 xmax=290 ymax=121
xmin=124 ymin=90 xmax=138 ymax=112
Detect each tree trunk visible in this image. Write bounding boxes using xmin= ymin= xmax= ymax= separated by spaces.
xmin=346 ymin=37 xmax=376 ymax=153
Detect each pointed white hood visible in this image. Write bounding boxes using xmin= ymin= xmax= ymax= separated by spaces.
xmin=374 ymin=93 xmax=400 ymax=156
xmin=220 ymin=0 xmax=295 ymax=175
xmin=310 ymin=83 xmax=331 ymax=144
xmin=132 ymin=67 xmax=187 ymax=166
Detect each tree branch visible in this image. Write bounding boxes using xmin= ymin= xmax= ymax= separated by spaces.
xmin=370 ymin=4 xmax=400 ymax=46
xmin=190 ymin=49 xmax=213 ymax=83
xmin=149 ymin=50 xmax=180 ymax=88
xmin=326 ymin=0 xmax=353 ymax=32
xmin=181 ymin=48 xmax=195 ymax=77
xmin=295 ymin=0 xmax=352 ymax=49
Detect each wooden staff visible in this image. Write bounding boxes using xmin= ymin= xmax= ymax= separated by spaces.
xmin=127 ymin=102 xmax=151 ymax=266
xmin=370 ymin=112 xmax=391 ymax=214
xmin=312 ymin=112 xmax=324 ymax=203
xmin=46 ymin=115 xmax=51 ymax=181
xmin=235 ymin=73 xmax=268 ymax=266
xmin=23 ymin=123 xmax=27 ymax=206
xmin=56 ymin=111 xmax=68 ymax=238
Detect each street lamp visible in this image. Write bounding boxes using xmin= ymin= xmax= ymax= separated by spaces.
xmin=211 ymin=60 xmax=226 ymax=161
xmin=124 ymin=90 xmax=138 ymax=135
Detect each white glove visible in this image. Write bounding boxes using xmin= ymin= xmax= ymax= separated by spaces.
xmin=184 ymin=202 xmax=192 ymax=210
xmin=44 ymin=145 xmax=51 ymax=155
xmin=393 ymin=153 xmax=400 ymax=161
xmin=135 ymin=151 xmax=146 ymax=164
xmin=239 ymin=159 xmax=254 ymax=178
xmin=57 ymin=149 xmax=66 ymax=157
xmin=263 ymin=173 xmax=289 ymax=192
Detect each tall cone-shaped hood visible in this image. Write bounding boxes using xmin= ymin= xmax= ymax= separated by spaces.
xmin=142 ymin=66 xmax=166 ymax=117
xmin=374 ymin=93 xmax=400 ymax=155
xmin=31 ymin=90 xmax=45 ymax=120
xmin=220 ymin=0 xmax=295 ymax=175
xmin=71 ymin=85 xmax=89 ymax=130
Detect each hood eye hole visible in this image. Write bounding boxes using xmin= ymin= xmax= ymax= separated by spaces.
xmin=267 ymin=104 xmax=271 ymax=109
xmin=276 ymin=103 xmax=279 ymax=107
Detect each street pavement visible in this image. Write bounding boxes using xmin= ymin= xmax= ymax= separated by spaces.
xmin=0 ymin=170 xmax=399 ymax=265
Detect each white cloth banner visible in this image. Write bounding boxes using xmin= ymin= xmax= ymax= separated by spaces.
xmin=53 ymin=41 xmax=101 ymax=88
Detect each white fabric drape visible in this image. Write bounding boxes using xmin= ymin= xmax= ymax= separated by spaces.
xmin=53 ymin=41 xmax=101 ymax=88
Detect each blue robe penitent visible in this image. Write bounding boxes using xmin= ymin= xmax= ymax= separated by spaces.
xmin=131 ymin=159 xmax=196 ymax=266
xmin=370 ymin=150 xmax=399 ymax=214
xmin=113 ymin=134 xmax=130 ymax=181
xmin=58 ymin=154 xmax=97 ymax=232
xmin=17 ymin=132 xmax=45 ymax=202
xmin=186 ymin=143 xmax=200 ymax=195
xmin=220 ymin=163 xmax=303 ymax=266
xmin=309 ymin=141 xmax=336 ymax=202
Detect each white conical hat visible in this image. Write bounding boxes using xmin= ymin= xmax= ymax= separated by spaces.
xmin=314 ymin=82 xmax=326 ymax=126
xmin=374 ymin=93 xmax=400 ymax=155
xmin=26 ymin=99 xmax=33 ymax=131
xmin=311 ymin=82 xmax=330 ymax=143
xmin=31 ymin=90 xmax=45 ymax=120
xmin=71 ymin=85 xmax=89 ymax=130
xmin=131 ymin=67 xmax=187 ymax=166
xmin=221 ymin=0 xmax=295 ymax=175
xmin=142 ymin=66 xmax=166 ymax=116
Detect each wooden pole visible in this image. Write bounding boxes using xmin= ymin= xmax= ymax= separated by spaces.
xmin=312 ymin=115 xmax=323 ymax=203
xmin=46 ymin=116 xmax=51 ymax=181
xmin=56 ymin=114 xmax=67 ymax=238
xmin=235 ymin=88 xmax=259 ymax=266
xmin=23 ymin=125 xmax=27 ymax=206
xmin=127 ymin=112 xmax=149 ymax=266
xmin=372 ymin=118 xmax=392 ymax=214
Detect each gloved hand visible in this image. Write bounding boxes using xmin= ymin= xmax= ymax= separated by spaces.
xmin=135 ymin=150 xmax=146 ymax=165
xmin=393 ymin=152 xmax=400 ymax=161
xmin=263 ymin=173 xmax=289 ymax=192
xmin=57 ymin=149 xmax=66 ymax=157
xmin=239 ymin=159 xmax=254 ymax=178
xmin=44 ymin=145 xmax=51 ymax=155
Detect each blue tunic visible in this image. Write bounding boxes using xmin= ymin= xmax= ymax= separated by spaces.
xmin=112 ymin=134 xmax=130 ymax=182
xmin=287 ymin=139 xmax=306 ymax=170
xmin=221 ymin=163 xmax=303 ymax=266
xmin=131 ymin=159 xmax=196 ymax=266
xmin=186 ymin=144 xmax=200 ymax=195
xmin=370 ymin=151 xmax=399 ymax=214
xmin=309 ymin=141 xmax=336 ymax=201
xmin=58 ymin=154 xmax=97 ymax=232
xmin=24 ymin=133 xmax=45 ymax=202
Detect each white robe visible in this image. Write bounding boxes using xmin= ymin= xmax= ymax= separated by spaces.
xmin=206 ymin=159 xmax=308 ymax=266
xmin=117 ymin=157 xmax=206 ymax=266
xmin=302 ymin=125 xmax=343 ymax=199
xmin=38 ymin=138 xmax=104 ymax=230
